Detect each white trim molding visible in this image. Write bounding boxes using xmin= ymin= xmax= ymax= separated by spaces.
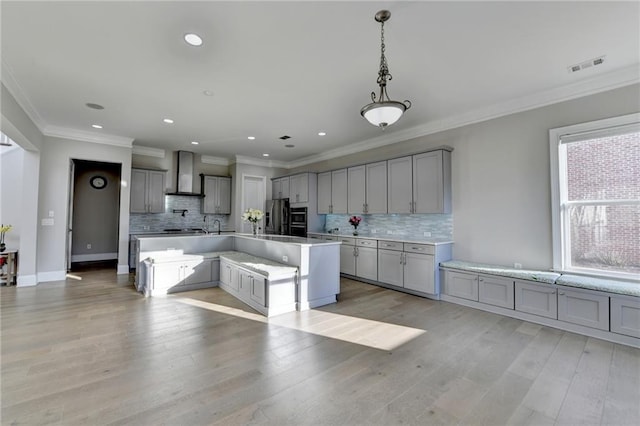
xmin=17 ymin=274 xmax=37 ymax=287
xmin=71 ymin=253 xmax=118 ymax=262
xmin=132 ymin=145 xmax=165 ymax=158
xmin=37 ymin=270 xmax=67 ymax=283
xmin=117 ymin=264 xmax=130 ymax=274
xmin=43 ymin=125 xmax=134 ymax=148
xmin=233 ymin=155 xmax=288 ymax=169
xmin=201 ymin=155 xmax=230 ymax=166
xmin=1 ymin=59 xmax=47 ymax=131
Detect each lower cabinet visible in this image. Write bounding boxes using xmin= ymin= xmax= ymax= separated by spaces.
xmin=610 ymin=295 xmax=640 ymax=338
xmin=443 ymin=270 xmax=479 ymax=301
xmin=339 ymin=238 xmax=377 ymax=281
xmin=557 ymin=287 xmax=609 ymax=331
xmin=479 ymin=275 xmax=514 ymax=309
xmin=143 ymin=257 xmax=215 ymax=296
xmin=378 ymin=248 xmax=404 ymax=287
xmin=515 ymin=280 xmax=558 ymax=319
xmin=404 ymin=252 xmax=435 ymax=294
xmin=376 ymin=242 xmax=436 ymax=295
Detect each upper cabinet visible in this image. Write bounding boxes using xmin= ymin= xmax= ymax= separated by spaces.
xmin=387 ymin=156 xmax=413 ymax=214
xmin=289 ymin=173 xmax=309 ymax=204
xmin=130 ymin=168 xmax=166 ymax=213
xmin=331 ymin=169 xmax=348 ymax=214
xmin=365 ymin=161 xmax=388 ymax=214
xmin=413 ymin=150 xmax=451 ymax=214
xmin=317 ymin=172 xmax=332 ymax=214
xmin=272 ymin=177 xmax=290 ymax=200
xmin=202 ymin=175 xmax=231 ymax=214
xmin=347 ymin=165 xmax=366 ymax=214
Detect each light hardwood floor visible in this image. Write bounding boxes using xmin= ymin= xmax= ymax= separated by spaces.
xmin=1 ymin=267 xmax=639 ymax=425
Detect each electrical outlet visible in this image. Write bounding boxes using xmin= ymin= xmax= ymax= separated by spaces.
xmin=41 ymin=218 xmax=54 ymax=226
xmin=282 ymin=255 xmax=288 ymax=262
xmin=387 ymin=230 xmax=393 ymax=234
xmin=143 ymin=225 xmax=150 ymax=230
xmin=371 ymin=229 xmax=377 ymax=234
xmin=48 ymin=210 xmax=54 ymax=218
xmin=87 ymin=244 xmax=92 ymax=249
xmin=514 ymin=263 xmax=522 ymax=269
xmin=423 ymin=231 xmax=431 ymax=237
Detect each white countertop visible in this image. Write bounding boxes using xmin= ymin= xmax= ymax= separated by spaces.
xmin=308 ymin=231 xmax=453 ymax=245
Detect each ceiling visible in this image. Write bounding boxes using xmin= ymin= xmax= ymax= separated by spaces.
xmin=2 ymin=1 xmax=639 ymax=166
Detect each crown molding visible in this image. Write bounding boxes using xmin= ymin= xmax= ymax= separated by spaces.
xmin=287 ymin=64 xmax=640 ymax=169
xmin=233 ymin=155 xmax=287 ymax=169
xmin=132 ymin=145 xmax=165 ymax=158
xmin=201 ymin=155 xmax=230 ymax=166
xmin=1 ymin=59 xmax=47 ymax=132
xmin=43 ymin=125 xmax=133 ymax=148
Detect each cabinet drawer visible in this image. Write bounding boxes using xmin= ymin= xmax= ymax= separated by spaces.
xmin=338 ymin=237 xmax=356 ymax=246
xmin=479 ymin=275 xmax=514 ymax=309
xmin=515 ymin=280 xmax=557 ymax=319
xmin=357 ymin=238 xmax=377 ymax=248
xmin=403 ymin=243 xmax=435 ymax=255
xmin=557 ymin=288 xmax=609 ymax=331
xmin=378 ymin=241 xmax=403 ymax=251
xmin=610 ymin=296 xmax=640 ymax=338
xmin=444 ymin=270 xmax=479 ymax=301
xmin=323 ymin=236 xmax=337 ymax=241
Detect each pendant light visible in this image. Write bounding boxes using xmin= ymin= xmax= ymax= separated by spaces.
xmin=360 ymin=10 xmax=411 ymax=129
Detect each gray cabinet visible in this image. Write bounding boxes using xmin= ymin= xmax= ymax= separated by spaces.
xmin=377 ymin=241 xmax=436 ymax=295
xmin=610 ymin=295 xmax=640 ymax=338
xmin=317 ymin=172 xmax=332 ymax=214
xmin=515 ymin=280 xmax=558 ymax=319
xmin=413 ymin=150 xmax=452 ymax=214
xmin=272 ymin=177 xmax=290 ymax=200
xmin=144 ymin=257 xmax=214 ymax=296
xmin=239 ymin=269 xmax=266 ymax=307
xmin=355 ymin=239 xmax=378 ymax=281
xmin=479 ymin=275 xmax=515 ymax=309
xmin=289 ymin=173 xmax=309 ymax=204
xmin=130 ymin=168 xmax=165 ymax=213
xmin=444 ymin=270 xmax=479 ymax=301
xmin=378 ymin=244 xmax=404 ymax=287
xmin=403 ymin=251 xmax=435 ymax=294
xmin=557 ymin=288 xmax=609 ymax=331
xmin=331 ymin=169 xmax=348 ymax=214
xmin=387 ymin=156 xmax=413 ymax=214
xmin=338 ymin=237 xmax=356 ymax=275
xmin=202 ymin=175 xmax=231 ymax=214
xmin=366 ymin=161 xmax=388 ymax=214
xmin=348 ymin=165 xmax=366 ymax=214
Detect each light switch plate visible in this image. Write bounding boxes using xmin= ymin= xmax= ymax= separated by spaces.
xmin=41 ymin=218 xmax=54 ymax=226
xmin=423 ymin=231 xmax=431 ymax=237
xmin=282 ymin=255 xmax=288 ymax=262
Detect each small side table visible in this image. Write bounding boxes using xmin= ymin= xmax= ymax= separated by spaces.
xmin=0 ymin=249 xmax=18 ymax=286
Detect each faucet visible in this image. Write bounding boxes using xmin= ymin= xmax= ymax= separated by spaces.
xmin=202 ymin=215 xmax=209 ymax=234
xmin=213 ymin=219 xmax=221 ymax=235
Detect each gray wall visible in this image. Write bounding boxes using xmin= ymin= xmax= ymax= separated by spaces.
xmin=71 ymin=160 xmax=121 ymax=259
xmin=291 ymin=84 xmax=640 ymax=270
xmin=1 ymin=146 xmax=23 ymax=247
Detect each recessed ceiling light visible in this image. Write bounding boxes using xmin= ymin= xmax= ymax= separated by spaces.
xmin=163 ymin=118 xmax=174 ymax=124
xmin=184 ymin=33 xmax=203 ymax=47
xmin=248 ymin=136 xmax=256 ymax=140
xmin=86 ymin=103 xmax=104 ymax=110
xmin=263 ymin=153 xmax=270 ymax=157
xmin=285 ymin=144 xmax=295 ymax=148
xmin=203 ymin=90 xmax=214 ymax=96
xmin=318 ymin=132 xmax=326 ymax=136
xmin=191 ymin=141 xmax=199 ymax=145
xmin=91 ymin=124 xmax=103 ymax=129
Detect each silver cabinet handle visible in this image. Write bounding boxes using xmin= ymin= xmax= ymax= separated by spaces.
xmin=558 ymin=292 xmax=565 ymax=295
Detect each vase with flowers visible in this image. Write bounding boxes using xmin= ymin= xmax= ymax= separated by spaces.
xmin=242 ymin=208 xmax=264 ymax=236
xmin=348 ymin=216 xmax=362 ymax=236
xmin=0 ymin=224 xmax=12 ymax=252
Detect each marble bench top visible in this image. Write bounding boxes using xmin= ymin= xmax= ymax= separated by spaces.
xmin=440 ymin=260 xmax=639 ymax=297
xmin=218 ymin=252 xmax=298 ymax=279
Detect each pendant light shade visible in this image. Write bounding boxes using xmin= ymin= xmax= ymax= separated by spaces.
xmin=361 ymin=10 xmax=411 ymax=129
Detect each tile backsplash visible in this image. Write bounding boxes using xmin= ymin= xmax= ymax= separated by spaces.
xmin=129 ymin=195 xmax=231 ymax=232
xmin=325 ymin=214 xmax=453 ymax=240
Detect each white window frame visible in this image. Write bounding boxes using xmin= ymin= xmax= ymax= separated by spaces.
xmin=549 ymin=112 xmax=640 ymax=281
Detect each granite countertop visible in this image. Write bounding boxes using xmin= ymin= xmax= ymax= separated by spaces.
xmin=235 ymin=234 xmax=341 ymax=246
xmin=309 ymin=231 xmax=453 ymax=245
xmin=440 ymin=260 xmax=639 ymax=297
xmin=439 ymin=260 xmax=560 ymax=284
xmin=219 ymin=252 xmax=298 ymax=279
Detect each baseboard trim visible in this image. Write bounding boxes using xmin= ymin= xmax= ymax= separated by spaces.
xmin=117 ymin=264 xmax=130 ymax=274
xmin=17 ymin=274 xmax=37 ymax=286
xmin=37 ymin=270 xmax=67 ymax=283
xmin=71 ymin=253 xmax=118 ymax=262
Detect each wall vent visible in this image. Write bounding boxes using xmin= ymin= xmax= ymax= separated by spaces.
xmin=279 ymin=135 xmax=292 ymax=140
xmin=568 ymin=55 xmax=605 ymax=73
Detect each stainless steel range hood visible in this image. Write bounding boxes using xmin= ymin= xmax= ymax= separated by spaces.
xmin=166 ymin=151 xmax=203 ymax=196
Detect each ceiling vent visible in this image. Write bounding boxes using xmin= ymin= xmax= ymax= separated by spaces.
xmin=568 ymin=56 xmax=605 ymax=73
xmin=279 ymin=135 xmax=291 ymax=140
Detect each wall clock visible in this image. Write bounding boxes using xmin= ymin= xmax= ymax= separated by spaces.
xmin=90 ymin=175 xmax=107 ymax=190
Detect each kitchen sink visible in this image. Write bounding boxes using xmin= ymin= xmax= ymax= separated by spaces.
xmin=163 ymin=228 xmax=205 ymax=234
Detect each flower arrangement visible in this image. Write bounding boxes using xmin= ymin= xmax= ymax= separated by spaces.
xmin=348 ymin=216 xmax=361 ymax=235
xmin=242 ymin=209 xmax=264 ymax=236
xmin=0 ymin=224 xmax=12 ymax=251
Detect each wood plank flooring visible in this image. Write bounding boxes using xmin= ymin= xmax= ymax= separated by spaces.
xmin=1 ymin=267 xmax=639 ymax=425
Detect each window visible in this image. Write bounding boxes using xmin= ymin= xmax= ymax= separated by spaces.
xmin=550 ymin=114 xmax=640 ymax=281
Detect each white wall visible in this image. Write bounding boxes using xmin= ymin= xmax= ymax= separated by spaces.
xmin=1 ymin=147 xmax=23 ymax=247
xmin=37 ymin=137 xmax=132 ymax=279
xmin=291 ymin=84 xmax=640 ymax=270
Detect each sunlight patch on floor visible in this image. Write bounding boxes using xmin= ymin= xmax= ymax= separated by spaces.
xmin=65 ymin=274 xmax=82 ymax=281
xmin=175 ymin=298 xmax=426 ymax=351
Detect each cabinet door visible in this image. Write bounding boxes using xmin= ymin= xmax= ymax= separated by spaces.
xmin=611 ymin=296 xmax=640 ymax=338
xmin=479 ymin=275 xmax=514 ymax=309
xmin=147 ymin=171 xmax=166 ymax=213
xmin=366 ymin=161 xmax=387 ymax=214
xmin=220 ymin=261 xmax=239 ymax=292
xmin=339 ymin=244 xmax=356 ymax=275
xmin=272 ymin=180 xmax=280 ymax=200
xmin=202 ymin=176 xmax=219 ymax=214
xmin=184 ymin=259 xmax=213 ymax=285
xmin=317 ymin=172 xmax=332 ymax=214
xmin=515 ymin=281 xmax=557 ymax=319
xmin=290 ymin=174 xmax=308 ymax=203
xmin=217 ymin=177 xmax=231 ymax=214
xmin=239 ymin=270 xmax=252 ymax=302
xmin=250 ymin=276 xmax=266 ymax=306
xmin=387 ymin=156 xmax=413 ymax=214
xmin=404 ymin=252 xmax=435 ymax=294
xmin=557 ymin=288 xmax=609 ymax=331
xmin=356 ymin=246 xmax=377 ymax=281
xmin=331 ymin=169 xmax=348 ymax=214
xmin=378 ymin=249 xmax=403 ymax=287
xmin=348 ymin=165 xmax=366 ymax=214
xmin=413 ymin=151 xmax=451 ymax=214
xmin=152 ymin=263 xmax=184 ymax=290
xmin=130 ymin=169 xmax=148 ymax=213
xmin=444 ymin=270 xmax=478 ymax=301
xmin=279 ymin=177 xmax=290 ymax=200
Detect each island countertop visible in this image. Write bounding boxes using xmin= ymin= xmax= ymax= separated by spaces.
xmin=307 ymin=231 xmax=453 ymax=246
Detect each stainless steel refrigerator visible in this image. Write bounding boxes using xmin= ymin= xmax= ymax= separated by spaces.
xmin=265 ymin=199 xmax=290 ymax=235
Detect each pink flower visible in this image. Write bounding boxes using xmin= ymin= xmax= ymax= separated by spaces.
xmin=348 ymin=216 xmax=362 ymax=226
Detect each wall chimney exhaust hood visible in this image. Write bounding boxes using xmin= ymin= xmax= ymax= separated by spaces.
xmin=166 ymin=151 xmax=203 ymax=196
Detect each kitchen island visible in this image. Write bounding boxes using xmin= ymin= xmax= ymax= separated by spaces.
xmin=135 ymin=233 xmax=341 ymax=315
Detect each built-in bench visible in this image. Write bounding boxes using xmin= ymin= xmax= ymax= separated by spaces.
xmin=440 ymin=260 xmax=640 ymax=348
xmin=141 ymin=250 xmax=298 ymax=317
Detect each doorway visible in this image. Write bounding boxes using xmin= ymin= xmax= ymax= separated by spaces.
xmin=241 ymin=175 xmax=266 ymax=233
xmin=67 ymin=160 xmax=122 ymax=271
